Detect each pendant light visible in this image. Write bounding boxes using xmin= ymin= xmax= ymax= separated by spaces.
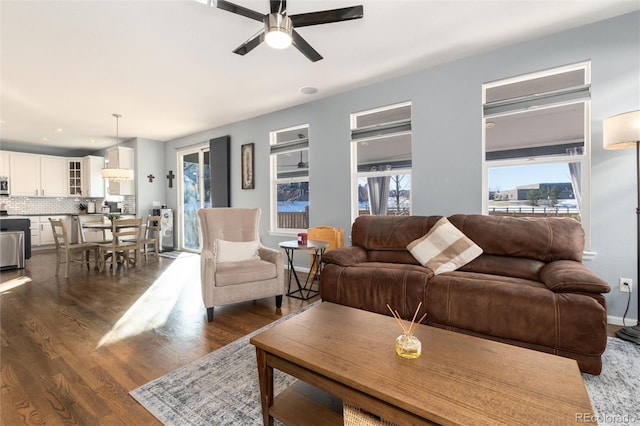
xmin=102 ymin=113 xmax=134 ymax=182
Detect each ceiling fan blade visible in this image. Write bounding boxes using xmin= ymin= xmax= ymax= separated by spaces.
xmin=291 ymin=30 xmax=322 ymax=62
xmin=270 ymin=0 xmax=286 ymax=14
xmin=216 ymin=0 xmax=265 ymax=22
xmin=290 ymin=5 xmax=363 ymax=28
xmin=233 ymin=30 xmax=266 ymax=55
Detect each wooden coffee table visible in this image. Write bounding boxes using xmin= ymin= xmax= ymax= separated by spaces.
xmin=250 ymin=302 xmax=595 ymax=425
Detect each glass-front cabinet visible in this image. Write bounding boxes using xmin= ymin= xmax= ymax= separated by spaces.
xmin=68 ymin=159 xmax=82 ymax=195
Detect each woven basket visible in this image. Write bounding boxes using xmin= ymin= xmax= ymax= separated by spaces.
xmin=343 ymin=402 xmax=397 ymax=426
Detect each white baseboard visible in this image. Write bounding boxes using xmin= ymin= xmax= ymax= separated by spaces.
xmin=607 ymin=315 xmax=638 ymax=326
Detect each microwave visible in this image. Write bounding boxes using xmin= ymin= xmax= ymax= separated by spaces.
xmin=0 ymin=176 xmax=8 ymax=196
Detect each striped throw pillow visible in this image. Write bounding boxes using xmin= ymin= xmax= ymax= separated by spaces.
xmin=407 ymin=217 xmax=483 ymax=275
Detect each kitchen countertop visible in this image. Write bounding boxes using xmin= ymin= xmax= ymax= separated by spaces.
xmin=3 ymin=213 xmax=77 ymax=217
xmin=2 ymin=213 xmax=130 ymax=218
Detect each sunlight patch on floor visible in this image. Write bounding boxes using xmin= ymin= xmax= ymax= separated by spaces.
xmin=0 ymin=276 xmax=32 ymax=294
xmin=98 ymin=256 xmax=200 ymax=348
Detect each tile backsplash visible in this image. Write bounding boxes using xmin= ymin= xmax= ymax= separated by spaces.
xmin=0 ymin=196 xmax=136 ymax=215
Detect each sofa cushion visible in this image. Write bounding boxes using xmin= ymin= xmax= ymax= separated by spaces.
xmin=352 ymin=215 xmax=442 ymax=251
xmin=215 ymin=239 xmax=260 ymax=263
xmin=319 ymin=263 xmax=430 ymax=320
xmin=353 ymin=261 xmax=430 ymax=274
xmin=448 ymin=214 xmax=584 ymax=262
xmin=407 ymin=217 xmax=483 ymax=274
xmin=426 ymin=272 xmax=608 ymax=356
xmin=459 ymin=254 xmax=545 ymax=282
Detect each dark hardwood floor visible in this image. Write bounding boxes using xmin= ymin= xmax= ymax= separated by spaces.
xmin=0 ymin=250 xmax=317 ymax=425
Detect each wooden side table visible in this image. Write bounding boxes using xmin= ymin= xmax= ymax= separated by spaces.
xmin=279 ymin=240 xmax=329 ymax=300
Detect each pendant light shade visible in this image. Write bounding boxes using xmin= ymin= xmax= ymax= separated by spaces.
xmin=102 ymin=113 xmax=134 ymax=182
xmin=101 ymin=166 xmax=134 ymax=181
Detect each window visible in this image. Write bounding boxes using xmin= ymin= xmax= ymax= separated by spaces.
xmin=351 ymin=102 xmax=412 ymax=220
xmin=483 ymin=62 xmax=591 ymax=247
xmin=270 ymin=125 xmax=309 ymax=233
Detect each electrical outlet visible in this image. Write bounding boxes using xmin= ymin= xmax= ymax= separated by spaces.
xmin=619 ymin=278 xmax=632 ymax=293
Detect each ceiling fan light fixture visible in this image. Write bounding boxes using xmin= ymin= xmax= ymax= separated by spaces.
xmin=264 ymin=14 xmax=292 ymax=49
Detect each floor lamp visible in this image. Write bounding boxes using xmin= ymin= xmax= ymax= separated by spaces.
xmin=604 ymin=110 xmax=640 ymax=344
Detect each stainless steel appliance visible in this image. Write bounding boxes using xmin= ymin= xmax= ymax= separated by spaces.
xmin=106 ymin=201 xmax=121 ymax=213
xmin=0 ymin=218 xmax=31 ymax=259
xmin=153 ymin=208 xmax=173 ymax=251
xmin=0 ymin=231 xmax=25 ymax=269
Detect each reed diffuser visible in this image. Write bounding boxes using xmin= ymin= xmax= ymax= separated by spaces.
xmin=387 ymin=302 xmax=427 ymax=359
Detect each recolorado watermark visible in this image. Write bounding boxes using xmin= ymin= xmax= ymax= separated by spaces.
xmin=576 ymin=412 xmax=639 ymax=424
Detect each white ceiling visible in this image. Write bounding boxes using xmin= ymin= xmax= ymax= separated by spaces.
xmin=1 ymin=0 xmax=638 ymax=153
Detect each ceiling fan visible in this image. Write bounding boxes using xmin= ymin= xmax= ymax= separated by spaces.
xmin=214 ymin=0 xmax=364 ymax=62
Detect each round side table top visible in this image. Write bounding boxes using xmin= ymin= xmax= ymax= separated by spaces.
xmin=279 ymin=240 xmax=329 ymax=250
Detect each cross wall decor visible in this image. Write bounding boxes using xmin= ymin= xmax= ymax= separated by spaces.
xmin=166 ymin=170 xmax=175 ymax=188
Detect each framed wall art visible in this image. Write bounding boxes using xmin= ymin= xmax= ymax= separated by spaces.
xmin=241 ymin=143 xmax=255 ymax=189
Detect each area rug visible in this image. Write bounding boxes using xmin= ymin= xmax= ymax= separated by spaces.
xmin=582 ymin=337 xmax=640 ymax=425
xmin=130 ymin=301 xmax=320 ymax=425
xmin=131 ymin=317 xmax=639 ymax=426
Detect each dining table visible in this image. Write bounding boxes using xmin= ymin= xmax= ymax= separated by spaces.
xmin=81 ymin=219 xmax=146 ymax=236
xmin=82 ymin=218 xmax=143 ymax=270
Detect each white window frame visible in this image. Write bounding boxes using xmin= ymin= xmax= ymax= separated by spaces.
xmin=269 ymin=124 xmax=310 ymax=235
xmin=176 ymin=144 xmax=210 ymax=251
xmin=482 ymin=62 xmax=592 ymax=250
xmin=350 ymin=101 xmax=413 ymax=222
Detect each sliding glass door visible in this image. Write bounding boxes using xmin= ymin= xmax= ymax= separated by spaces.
xmin=178 ymin=146 xmax=210 ymax=251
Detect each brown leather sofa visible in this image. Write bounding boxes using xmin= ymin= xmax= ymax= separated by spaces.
xmin=320 ymin=214 xmax=611 ymax=375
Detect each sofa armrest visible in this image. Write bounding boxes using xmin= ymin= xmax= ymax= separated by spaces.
xmin=540 ymin=260 xmax=610 ymax=294
xmin=321 ymin=246 xmax=368 ymax=267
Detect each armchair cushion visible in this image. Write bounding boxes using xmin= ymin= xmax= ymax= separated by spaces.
xmin=215 ymin=259 xmax=278 ymax=287
xmin=215 ymin=239 xmax=260 ymax=262
xmin=407 ymin=217 xmax=482 ymax=274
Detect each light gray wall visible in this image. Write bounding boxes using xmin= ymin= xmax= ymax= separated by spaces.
xmin=162 ymin=12 xmax=640 ymax=322
xmin=134 ymin=137 xmax=167 ymax=216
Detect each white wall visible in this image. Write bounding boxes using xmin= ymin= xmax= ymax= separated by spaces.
xmin=162 ymin=12 xmax=640 ymax=321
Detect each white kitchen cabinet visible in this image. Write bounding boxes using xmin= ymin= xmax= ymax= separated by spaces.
xmin=107 ymin=147 xmax=135 ymax=195
xmin=82 ymin=155 xmax=105 ymax=197
xmin=30 ymin=219 xmax=39 ymax=247
xmin=33 ymin=215 xmax=69 ymax=247
xmin=0 ymin=151 xmax=9 ymax=176
xmin=9 ymin=153 xmax=67 ymax=197
xmin=68 ymin=158 xmax=82 ymax=196
xmin=10 ymin=153 xmax=39 ymax=196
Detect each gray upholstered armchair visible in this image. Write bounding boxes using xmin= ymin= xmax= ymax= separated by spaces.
xmin=197 ymin=208 xmax=285 ymax=322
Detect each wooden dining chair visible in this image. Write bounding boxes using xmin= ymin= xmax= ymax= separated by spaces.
xmin=97 ymin=218 xmax=142 ymax=275
xmin=78 ymin=215 xmax=111 ymax=244
xmin=49 ymin=218 xmax=99 ymax=278
xmin=140 ymin=215 xmax=161 ymax=261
